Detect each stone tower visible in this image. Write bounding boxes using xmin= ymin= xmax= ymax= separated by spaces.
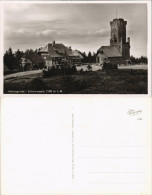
xmin=110 ymin=18 xmax=130 ymax=60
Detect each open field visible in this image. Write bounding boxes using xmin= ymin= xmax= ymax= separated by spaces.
xmin=4 ymin=69 xmax=43 ymax=80
xmin=4 ymin=64 xmax=148 ymax=80
xmin=4 ymin=68 xmax=148 ymax=94
xmin=119 ymin=64 xmax=148 ymax=70
xmin=76 ymin=64 xmax=148 ymax=71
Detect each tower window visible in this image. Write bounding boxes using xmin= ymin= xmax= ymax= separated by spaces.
xmin=114 ymin=35 xmax=117 ymax=42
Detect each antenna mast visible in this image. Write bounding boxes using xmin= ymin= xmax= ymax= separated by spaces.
xmin=116 ymin=8 xmax=117 ymax=19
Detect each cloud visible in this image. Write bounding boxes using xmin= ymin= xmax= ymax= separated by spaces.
xmin=6 ymin=23 xmax=110 ymax=40
xmin=16 ymin=28 xmax=29 ymax=35
xmin=36 ymin=29 xmax=66 ymax=37
xmin=3 ymin=3 xmax=147 ymax=56
xmin=93 ymin=29 xmax=110 ymax=36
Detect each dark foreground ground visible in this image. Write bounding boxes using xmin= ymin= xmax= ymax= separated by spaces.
xmin=4 ymin=69 xmax=148 ymax=94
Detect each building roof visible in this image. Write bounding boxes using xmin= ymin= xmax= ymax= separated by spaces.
xmin=97 ymin=46 xmax=122 ymax=57
xmin=71 ymin=50 xmax=83 ymax=59
xmin=40 ymin=44 xmax=48 ymax=53
xmin=39 ymin=42 xmax=82 ymax=58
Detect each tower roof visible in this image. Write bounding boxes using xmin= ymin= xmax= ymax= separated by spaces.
xmin=110 ymin=18 xmax=127 ymax=25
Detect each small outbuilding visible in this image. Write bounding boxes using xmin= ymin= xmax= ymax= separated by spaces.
xmin=21 ymin=57 xmax=33 ymax=71
xmin=4 ymin=64 xmax=10 ymax=75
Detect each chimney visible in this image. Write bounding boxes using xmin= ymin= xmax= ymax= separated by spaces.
xmin=127 ymin=37 xmax=130 ymax=44
xmin=52 ymin=40 xmax=55 ymax=46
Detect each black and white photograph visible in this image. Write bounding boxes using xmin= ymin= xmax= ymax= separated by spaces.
xmin=1 ymin=2 xmax=152 ymax=195
xmin=3 ymin=1 xmax=150 ymax=94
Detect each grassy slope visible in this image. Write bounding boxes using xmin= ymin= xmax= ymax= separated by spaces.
xmin=4 ymin=69 xmax=148 ymax=94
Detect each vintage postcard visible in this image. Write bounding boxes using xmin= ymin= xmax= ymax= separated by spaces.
xmin=0 ymin=2 xmax=152 ymax=195
xmin=1 ymin=1 xmax=151 ymax=95
xmin=1 ymin=97 xmax=151 ymax=195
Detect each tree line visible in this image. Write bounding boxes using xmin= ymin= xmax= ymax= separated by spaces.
xmin=4 ymin=47 xmax=45 ymax=71
xmin=130 ymin=55 xmax=148 ymax=64
xmin=80 ymin=51 xmax=97 ymax=63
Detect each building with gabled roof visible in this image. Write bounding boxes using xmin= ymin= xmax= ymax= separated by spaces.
xmin=71 ymin=50 xmax=84 ymax=59
xmin=96 ymin=18 xmax=131 ymax=65
xmin=39 ymin=41 xmax=83 ymax=68
xmin=97 ymin=46 xmax=122 ymax=58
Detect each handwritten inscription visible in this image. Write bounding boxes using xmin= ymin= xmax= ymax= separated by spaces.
xmin=128 ymin=109 xmax=142 ymax=116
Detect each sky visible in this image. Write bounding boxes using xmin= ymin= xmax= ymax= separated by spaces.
xmin=3 ymin=2 xmax=148 ymax=57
